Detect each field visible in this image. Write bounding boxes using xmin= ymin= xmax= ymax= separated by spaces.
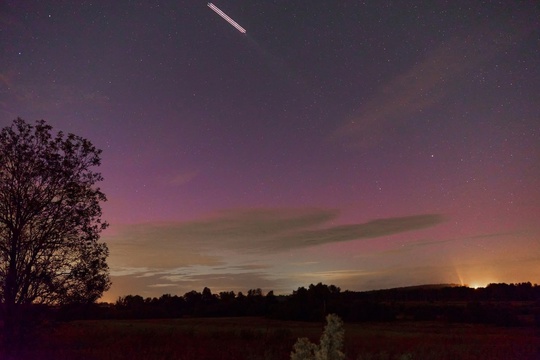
xmin=14 ymin=317 xmax=540 ymax=360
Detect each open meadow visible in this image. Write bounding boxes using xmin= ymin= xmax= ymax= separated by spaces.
xmin=14 ymin=317 xmax=540 ymax=360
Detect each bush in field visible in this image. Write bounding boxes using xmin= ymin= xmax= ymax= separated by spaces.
xmin=291 ymin=337 xmax=318 ymax=360
xmin=317 ymin=314 xmax=345 ymax=360
xmin=291 ymin=313 xmax=345 ymax=360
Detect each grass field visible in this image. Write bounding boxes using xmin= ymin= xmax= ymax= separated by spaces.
xmin=14 ymin=317 xmax=540 ymax=360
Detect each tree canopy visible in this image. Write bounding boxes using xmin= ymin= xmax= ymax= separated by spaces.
xmin=0 ymin=118 xmax=110 ymax=309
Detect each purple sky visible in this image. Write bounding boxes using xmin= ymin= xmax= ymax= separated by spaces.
xmin=1 ymin=1 xmax=539 ymax=302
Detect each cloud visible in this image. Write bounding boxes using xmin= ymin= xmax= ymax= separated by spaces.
xmin=162 ymin=271 xmax=283 ymax=293
xmin=375 ymin=231 xmax=522 ymax=256
xmin=106 ymin=208 xmax=444 ymax=257
xmin=102 ymin=210 xmax=539 ymax=300
xmin=332 ymin=16 xmax=535 ymax=149
xmin=108 ymin=240 xmax=223 ymax=270
xmin=104 ymin=208 xmax=338 ymax=272
xmin=106 ymin=269 xmax=285 ymax=300
xmin=148 ymin=283 xmax=178 ymax=288
xmin=212 ymin=264 xmax=271 ymax=271
xmin=102 ymin=208 xmax=444 ymax=299
xmin=294 ymin=269 xmax=378 ymax=283
xmin=273 ymin=214 xmax=444 ymax=251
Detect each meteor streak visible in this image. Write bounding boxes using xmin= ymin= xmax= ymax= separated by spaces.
xmin=207 ymin=3 xmax=246 ymax=34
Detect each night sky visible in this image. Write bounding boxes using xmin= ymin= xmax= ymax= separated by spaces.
xmin=1 ymin=1 xmax=539 ymax=302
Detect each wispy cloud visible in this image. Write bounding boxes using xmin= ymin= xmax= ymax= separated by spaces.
xmin=376 ymin=231 xmax=521 ymax=256
xmin=148 ymin=283 xmax=178 ymax=288
xmin=332 ymin=17 xmax=535 ymax=149
xmin=108 ymin=270 xmax=284 ymax=299
xmin=106 ymin=208 xmax=444 ymax=257
xmin=102 ymin=210 xmax=540 ymax=299
xmin=103 ymin=208 xmax=444 ymax=299
xmin=212 ymin=264 xmax=271 ymax=271
xmin=294 ymin=269 xmax=378 ymax=283
xmin=105 ymin=209 xmax=444 ymax=271
xmin=274 ymin=214 xmax=444 ymax=251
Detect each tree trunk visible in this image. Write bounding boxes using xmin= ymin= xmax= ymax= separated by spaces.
xmin=3 ymin=248 xmax=19 ymax=357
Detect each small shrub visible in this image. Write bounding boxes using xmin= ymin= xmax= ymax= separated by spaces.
xmin=291 ymin=314 xmax=345 ymax=360
xmin=291 ymin=337 xmax=318 ymax=360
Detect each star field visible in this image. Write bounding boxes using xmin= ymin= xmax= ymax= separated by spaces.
xmin=1 ymin=1 xmax=539 ymax=301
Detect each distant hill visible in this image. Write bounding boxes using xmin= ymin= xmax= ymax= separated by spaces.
xmin=364 ymin=283 xmax=463 ymax=292
xmin=341 ymin=282 xmax=539 ymax=303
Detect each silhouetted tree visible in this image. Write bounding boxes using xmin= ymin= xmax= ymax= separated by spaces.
xmin=116 ymin=295 xmax=144 ymax=310
xmin=247 ymin=288 xmax=263 ymax=297
xmin=184 ymin=290 xmax=203 ymax=315
xmin=202 ymin=287 xmax=217 ymax=302
xmin=0 ymin=119 xmax=110 ymax=350
xmin=158 ymin=294 xmax=185 ymax=317
xmin=219 ymin=291 xmax=236 ymax=302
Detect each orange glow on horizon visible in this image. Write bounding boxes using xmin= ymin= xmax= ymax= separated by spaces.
xmin=469 ymin=282 xmax=484 ymax=289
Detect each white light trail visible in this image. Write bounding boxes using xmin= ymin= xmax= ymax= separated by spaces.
xmin=207 ymin=3 xmax=246 ymax=34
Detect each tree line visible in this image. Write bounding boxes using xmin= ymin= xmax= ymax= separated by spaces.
xmin=59 ymin=282 xmax=540 ymax=327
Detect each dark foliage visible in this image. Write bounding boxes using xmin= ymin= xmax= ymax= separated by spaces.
xmin=0 ymin=118 xmax=110 ymax=354
xmin=56 ymin=282 xmax=540 ymax=329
